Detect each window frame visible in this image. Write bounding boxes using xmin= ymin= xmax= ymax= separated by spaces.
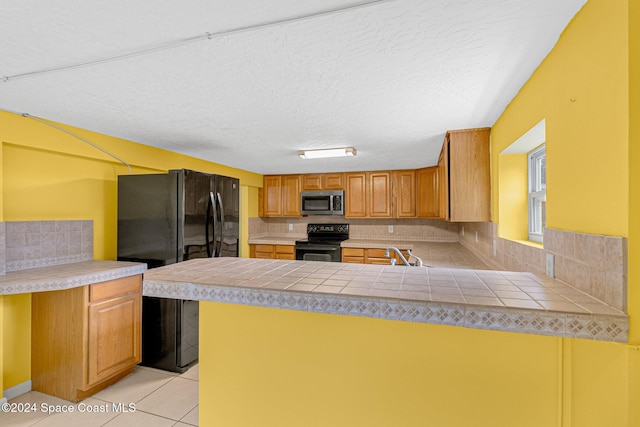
xmin=528 ymin=145 xmax=546 ymax=243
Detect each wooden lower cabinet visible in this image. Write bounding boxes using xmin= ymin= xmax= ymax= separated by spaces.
xmin=275 ymin=245 xmax=295 ymax=260
xmin=250 ymin=244 xmax=295 ymax=260
xmin=251 ymin=244 xmax=275 ymax=259
xmin=32 ymin=275 xmax=142 ymax=402
xmin=341 ymin=247 xmax=365 ymax=263
xmin=341 ymin=247 xmax=409 ymax=265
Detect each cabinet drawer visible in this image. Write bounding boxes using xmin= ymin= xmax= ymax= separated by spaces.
xmin=342 ymin=247 xmax=365 ymax=257
xmin=254 ymin=244 xmax=274 ymax=252
xmin=90 ymin=275 xmax=141 ymax=302
xmin=366 ymin=249 xmax=389 ymax=258
xmin=275 ymin=245 xmax=294 ymax=254
xmin=342 ymin=256 xmax=365 ymax=264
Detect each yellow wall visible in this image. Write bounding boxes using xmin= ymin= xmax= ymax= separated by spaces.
xmin=200 ymin=303 xmax=637 ymax=427
xmin=0 ymin=296 xmax=3 ymax=397
xmin=627 ymin=0 xmax=640 ymax=345
xmin=491 ymin=0 xmax=628 ymax=238
xmin=497 ymin=153 xmax=528 ymax=240
xmin=201 ymin=303 xmax=562 ymax=427
xmin=627 ymin=0 xmax=640 ymax=421
xmin=0 ymin=111 xmax=263 ymax=392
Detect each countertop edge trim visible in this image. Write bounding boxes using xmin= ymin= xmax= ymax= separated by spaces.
xmin=0 ymin=263 xmax=147 ymax=296
xmin=143 ymin=280 xmax=629 ymax=343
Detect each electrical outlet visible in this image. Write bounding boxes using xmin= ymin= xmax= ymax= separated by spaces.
xmin=461 ymin=226 xmax=464 ymax=236
xmin=546 ymin=254 xmax=555 ymax=277
xmin=388 ymin=225 xmax=394 ymax=233
xmin=288 ymin=224 xmax=294 ymax=231
xmin=475 ymin=231 xmax=478 ymax=243
xmin=493 ymin=239 xmax=497 ymax=257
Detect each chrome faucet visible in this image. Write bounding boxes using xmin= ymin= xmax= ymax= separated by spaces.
xmin=407 ymin=249 xmax=424 ymax=267
xmin=385 ymin=247 xmax=411 ymax=266
xmin=385 ymin=247 xmax=424 ymax=267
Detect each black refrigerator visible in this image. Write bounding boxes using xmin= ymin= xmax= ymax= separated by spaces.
xmin=117 ymin=169 xmax=239 ymax=372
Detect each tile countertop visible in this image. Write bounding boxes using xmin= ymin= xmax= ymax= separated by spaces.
xmin=0 ymin=260 xmax=147 ymax=295
xmin=143 ymin=257 xmax=628 ymax=343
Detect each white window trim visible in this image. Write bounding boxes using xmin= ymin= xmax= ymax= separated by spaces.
xmin=528 ymin=145 xmax=546 ymax=243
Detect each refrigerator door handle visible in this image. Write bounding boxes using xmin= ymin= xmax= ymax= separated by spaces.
xmin=215 ymin=192 xmax=224 ymax=257
xmin=206 ymin=191 xmax=217 ymax=257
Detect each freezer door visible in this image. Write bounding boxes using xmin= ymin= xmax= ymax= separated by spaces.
xmin=117 ymin=173 xmax=179 ymax=265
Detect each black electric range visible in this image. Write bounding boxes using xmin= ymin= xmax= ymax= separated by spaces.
xmin=295 ymin=223 xmax=349 ymax=262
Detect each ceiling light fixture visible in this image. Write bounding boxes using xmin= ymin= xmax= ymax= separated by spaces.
xmin=298 ymin=147 xmax=357 ymax=159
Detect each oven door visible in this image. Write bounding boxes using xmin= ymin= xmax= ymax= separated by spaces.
xmin=295 ymin=243 xmax=342 ymax=262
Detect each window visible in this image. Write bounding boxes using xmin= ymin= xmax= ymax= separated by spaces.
xmin=528 ymin=145 xmax=546 ymax=242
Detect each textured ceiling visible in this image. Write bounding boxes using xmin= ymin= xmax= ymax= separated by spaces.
xmin=0 ymin=0 xmax=586 ymax=174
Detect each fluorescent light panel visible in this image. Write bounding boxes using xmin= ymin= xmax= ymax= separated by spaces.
xmin=298 ymin=147 xmax=357 ymax=159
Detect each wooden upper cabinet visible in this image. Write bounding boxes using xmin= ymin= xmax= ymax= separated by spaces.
xmin=257 ymin=187 xmax=264 ymax=217
xmin=437 ymin=148 xmax=448 ymax=219
xmin=322 ymin=173 xmax=344 ymax=190
xmin=394 ymin=170 xmax=416 ymax=218
xmin=368 ymin=171 xmax=392 ymax=217
xmin=261 ymin=175 xmax=300 ymax=217
xmin=345 ymin=173 xmax=367 ymax=217
xmin=416 ymin=167 xmax=438 ymax=218
xmin=282 ymin=175 xmax=301 ymax=217
xmin=263 ymin=175 xmax=283 ymax=217
xmin=345 ymin=171 xmax=392 ymax=218
xmin=445 ymin=128 xmax=491 ymax=222
xmin=301 ymin=173 xmax=344 ymax=190
xmin=301 ymin=174 xmax=323 ymax=190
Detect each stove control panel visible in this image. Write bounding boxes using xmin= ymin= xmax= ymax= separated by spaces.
xmin=307 ymin=224 xmax=349 ymax=234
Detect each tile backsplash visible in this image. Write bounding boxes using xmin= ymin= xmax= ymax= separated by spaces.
xmin=250 ymin=217 xmax=459 ymax=242
xmin=458 ymin=222 xmax=628 ymax=312
xmin=4 ymin=220 xmax=93 ymax=272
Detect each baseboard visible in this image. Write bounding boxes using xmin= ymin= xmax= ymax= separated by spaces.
xmin=0 ymin=397 xmax=6 ymax=405
xmin=3 ymin=380 xmax=32 ymax=400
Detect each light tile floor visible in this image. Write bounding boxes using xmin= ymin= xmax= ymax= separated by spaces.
xmin=1 ymin=364 xmax=199 ymax=426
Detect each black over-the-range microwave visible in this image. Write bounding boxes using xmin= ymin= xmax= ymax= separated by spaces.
xmin=300 ymin=190 xmax=344 ymax=215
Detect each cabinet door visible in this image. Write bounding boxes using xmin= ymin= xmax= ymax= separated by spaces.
xmin=438 ymin=141 xmax=449 ymax=219
xmin=88 ymin=292 xmax=141 ymax=386
xmin=257 ymin=187 xmax=264 ymax=217
xmin=395 ymin=170 xmax=416 ymax=218
xmin=282 ymin=175 xmax=301 ymax=217
xmin=416 ymin=167 xmax=439 ymax=218
xmin=323 ymin=173 xmax=344 ymax=190
xmin=263 ymin=176 xmax=283 ymax=217
xmin=448 ymin=129 xmax=491 ymax=221
xmin=368 ymin=171 xmax=392 ymax=217
xmin=345 ymin=173 xmax=367 ymax=217
xmin=301 ymin=174 xmax=323 ymax=190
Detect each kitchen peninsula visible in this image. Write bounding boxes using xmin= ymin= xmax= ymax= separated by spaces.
xmin=143 ymin=257 xmax=627 ymax=342
xmin=144 ymin=257 xmax=628 ymax=426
